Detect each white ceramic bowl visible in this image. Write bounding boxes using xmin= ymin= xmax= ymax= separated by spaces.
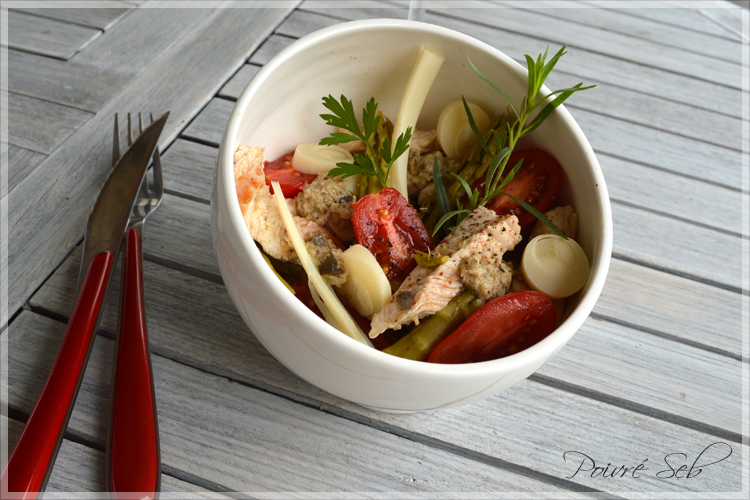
xmin=211 ymin=19 xmax=612 ymax=412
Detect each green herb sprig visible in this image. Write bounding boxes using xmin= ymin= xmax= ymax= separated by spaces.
xmin=433 ymin=45 xmax=594 ymax=236
xmin=320 ymin=95 xmax=412 ymax=190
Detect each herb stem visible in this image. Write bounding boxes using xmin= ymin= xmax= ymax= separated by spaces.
xmin=430 ymin=44 xmax=594 ymax=236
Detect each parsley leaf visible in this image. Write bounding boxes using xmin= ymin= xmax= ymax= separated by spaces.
xmin=319 ymin=94 xmax=411 ymax=192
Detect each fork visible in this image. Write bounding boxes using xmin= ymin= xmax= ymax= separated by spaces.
xmin=106 ymin=113 xmax=163 ymax=497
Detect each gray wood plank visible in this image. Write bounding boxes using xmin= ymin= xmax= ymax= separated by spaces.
xmin=292 ymin=6 xmax=746 ymax=119
xmin=180 ymin=97 xmax=234 ymax=146
xmin=7 ymin=5 xmax=294 ymax=317
xmin=576 ymin=107 xmax=745 ymax=192
xmin=72 ymin=7 xmax=211 ymax=73
xmin=599 ymin=153 xmax=745 ymax=237
xmin=539 ymin=317 xmax=743 ymax=434
xmin=430 ymin=2 xmax=744 ymax=89
xmin=596 ymin=258 xmax=747 ymax=358
xmin=247 ymin=33 xmax=296 ymax=65
xmin=17 ymin=278 xmax=740 ymax=491
xmin=579 ymin=1 xmax=744 ymax=40
xmin=699 ymin=3 xmax=746 ymax=39
xmin=4 ymin=416 xmax=230 ymax=496
xmin=613 ymin=201 xmax=746 ymax=292
xmin=161 ymin=139 xmax=217 ymax=202
xmin=275 ymin=4 xmax=343 ymax=37
xmin=6 ymin=91 xmax=93 ymax=154
xmin=6 ymin=48 xmax=131 ymax=112
xmin=16 ymin=5 xmax=133 ymax=31
xmin=29 ymin=155 xmax=746 ymax=364
xmin=549 ymin=73 xmax=744 ymax=152
xmin=296 ymin=0 xmax=409 ymax=24
xmin=6 ymin=9 xmax=101 ymax=60
xmin=142 ymin=193 xmax=218 ymax=276
xmin=5 ymin=311 xmax=570 ymax=493
xmin=502 ymin=2 xmax=744 ymax=62
xmin=217 ymin=63 xmax=260 ymax=100
xmin=4 ymin=143 xmax=46 ymax=192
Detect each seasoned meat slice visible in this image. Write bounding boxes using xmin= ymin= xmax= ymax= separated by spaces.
xmin=529 ymin=205 xmax=578 ymax=239
xmin=508 ymin=264 xmax=532 ymax=294
xmin=235 ymin=145 xmax=297 ymax=261
xmin=293 ymin=175 xmax=357 ymax=244
xmin=407 ymin=151 xmax=452 ymax=198
xmin=409 ymin=129 xmax=441 ymax=156
xmin=234 ymin=145 xmax=345 ymax=280
xmin=459 ymin=255 xmax=512 ymax=302
xmin=369 ymin=208 xmax=521 ymax=337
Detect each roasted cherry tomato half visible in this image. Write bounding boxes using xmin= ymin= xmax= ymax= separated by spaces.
xmin=264 ymin=151 xmax=317 ymax=198
xmin=352 ymin=187 xmax=434 ymax=284
xmin=427 ymin=291 xmax=557 ymax=364
xmin=474 ymin=148 xmax=564 ymax=231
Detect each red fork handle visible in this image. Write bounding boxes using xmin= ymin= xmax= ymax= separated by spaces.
xmin=107 ymin=228 xmax=160 ymax=497
xmin=2 ymin=251 xmax=116 ymax=499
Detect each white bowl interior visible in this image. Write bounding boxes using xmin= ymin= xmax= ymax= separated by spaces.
xmin=213 ymin=19 xmax=612 ymax=412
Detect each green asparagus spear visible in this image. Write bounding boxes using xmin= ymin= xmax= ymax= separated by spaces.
xmin=365 ymin=112 xmax=394 ymax=194
xmin=384 ymin=291 xmax=483 ymax=361
xmin=413 ymin=249 xmax=450 ymax=267
xmin=420 ymin=113 xmax=510 ymax=233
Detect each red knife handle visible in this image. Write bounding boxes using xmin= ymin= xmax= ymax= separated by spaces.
xmin=107 ymin=227 xmax=160 ymax=497
xmin=2 ymin=251 xmax=116 ymax=499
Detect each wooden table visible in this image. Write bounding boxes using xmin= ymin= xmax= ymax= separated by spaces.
xmin=3 ymin=1 xmax=748 ymax=497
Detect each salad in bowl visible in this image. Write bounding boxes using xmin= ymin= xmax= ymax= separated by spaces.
xmin=212 ymin=19 xmax=612 ymax=412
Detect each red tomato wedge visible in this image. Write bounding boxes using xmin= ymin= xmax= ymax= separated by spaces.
xmin=475 ymin=149 xmax=564 ymax=231
xmin=427 ymin=291 xmax=557 ymax=364
xmin=264 ymin=151 xmax=317 ymax=198
xmin=352 ymin=188 xmax=434 ymax=283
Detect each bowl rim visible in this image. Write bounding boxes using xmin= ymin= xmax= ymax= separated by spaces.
xmin=217 ymin=18 xmax=613 ymax=376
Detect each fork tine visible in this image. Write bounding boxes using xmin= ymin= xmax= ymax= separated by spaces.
xmin=113 ymin=113 xmax=120 ymax=168
xmin=127 ymin=113 xmax=133 ymax=146
xmin=121 ymin=111 xmax=165 ymax=230
xmin=152 ymin=146 xmax=163 ymax=198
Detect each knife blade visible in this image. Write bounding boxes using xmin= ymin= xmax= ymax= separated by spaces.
xmin=2 ymin=113 xmax=168 ymax=498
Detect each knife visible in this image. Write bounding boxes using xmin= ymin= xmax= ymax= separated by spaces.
xmin=2 ymin=114 xmax=168 ymax=498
